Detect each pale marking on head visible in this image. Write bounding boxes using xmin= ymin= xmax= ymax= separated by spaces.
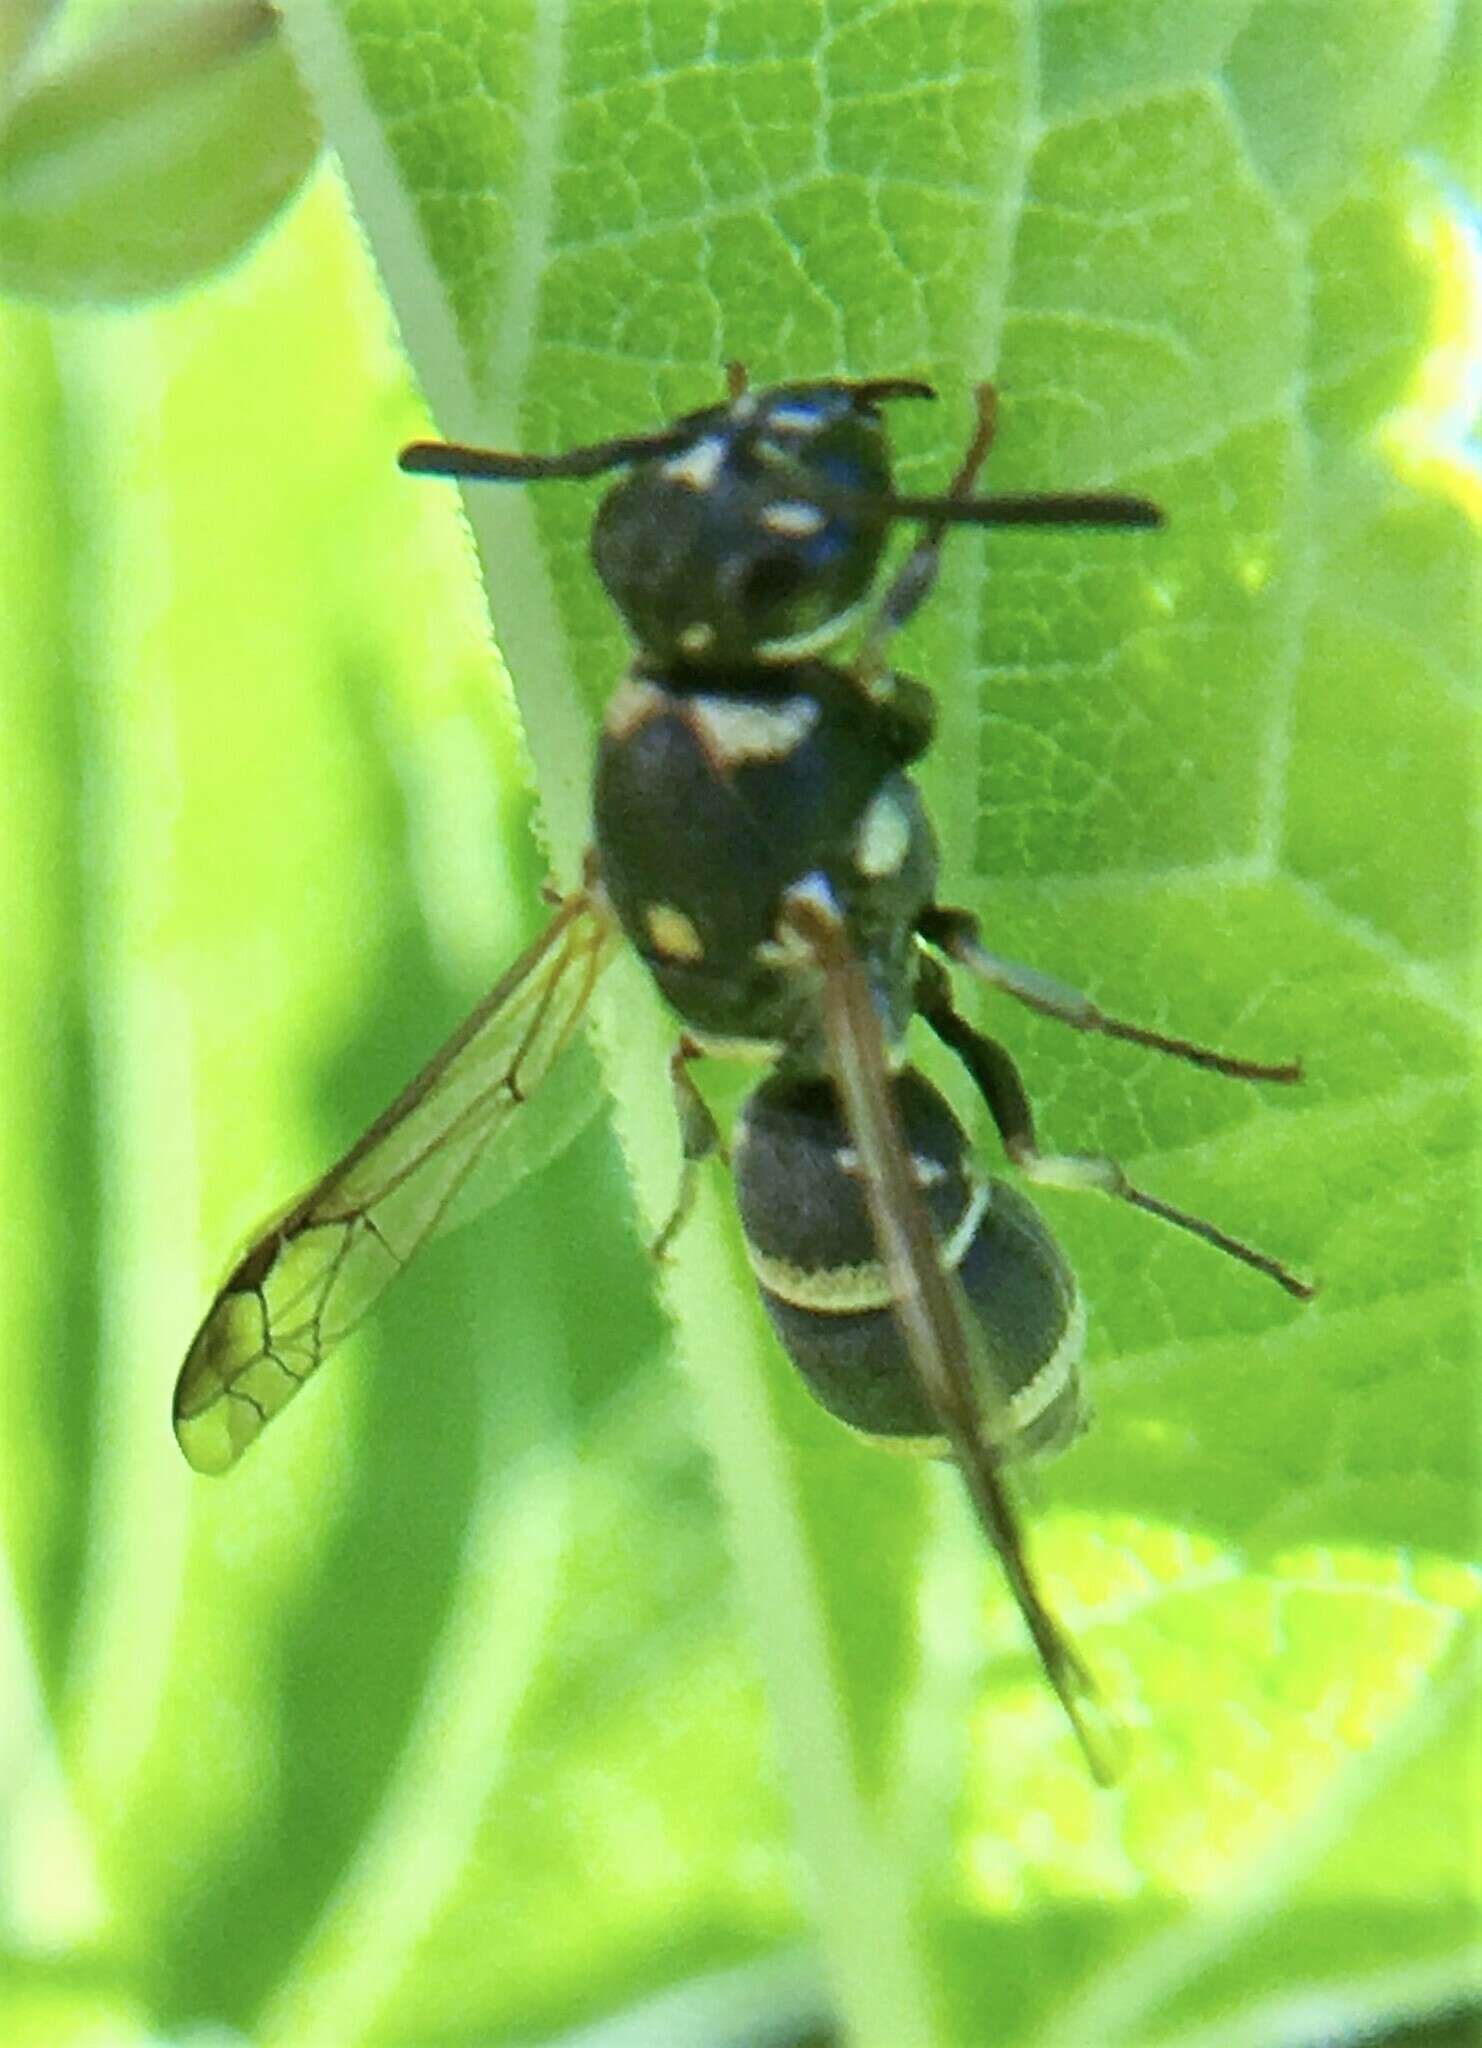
xmin=853 ymin=788 xmax=912 ymax=878
xmin=728 ymin=394 xmax=758 ymax=424
xmin=687 ymin=693 xmax=819 ymax=767
xmin=754 ymin=436 xmax=800 ymax=469
xmin=644 ymin=903 xmax=704 ymax=963
xmin=662 ymin=437 xmax=727 ymax=492
xmin=604 ymin=674 xmax=670 ymax=739
xmin=678 ymin=622 xmax=716 ymax=656
xmin=766 ymin=401 xmax=827 ymax=434
xmin=761 ymin=500 xmax=828 ymax=539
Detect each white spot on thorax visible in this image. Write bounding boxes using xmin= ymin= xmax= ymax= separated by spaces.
xmin=604 ymin=675 xmax=669 ymax=739
xmin=761 ymin=500 xmax=827 ymax=538
xmin=687 ymin=694 xmax=819 ymax=765
xmin=644 ymin=903 xmax=704 ymax=962
xmin=854 ymin=788 xmax=912 ymax=877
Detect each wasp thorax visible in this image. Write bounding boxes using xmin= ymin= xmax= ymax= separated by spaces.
xmin=590 ymin=384 xmax=894 ymax=666
xmin=592 ymin=660 xmax=939 ymax=1050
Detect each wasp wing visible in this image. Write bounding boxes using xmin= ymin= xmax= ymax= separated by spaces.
xmin=174 ymin=890 xmax=617 ymax=1475
xmin=781 ymin=889 xmax=1116 ymax=1781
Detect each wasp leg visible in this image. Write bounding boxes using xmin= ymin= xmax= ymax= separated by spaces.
xmin=915 ymin=956 xmax=1315 ymax=1301
xmin=781 ymin=883 xmax=1121 ymax=1783
xmin=920 ymin=903 xmax=1303 ymax=1084
xmin=856 ymin=383 xmax=1000 ymax=682
xmin=650 ymin=1035 xmax=724 ymax=1262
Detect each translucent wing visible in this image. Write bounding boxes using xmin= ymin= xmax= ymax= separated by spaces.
xmin=174 ymin=890 xmax=617 ymax=1475
xmin=780 ymin=887 xmax=1118 ymax=1781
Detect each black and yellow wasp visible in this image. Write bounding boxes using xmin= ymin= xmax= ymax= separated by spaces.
xmin=174 ymin=369 xmax=1310 ymax=1776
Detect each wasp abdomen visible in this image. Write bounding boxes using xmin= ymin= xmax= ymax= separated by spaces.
xmin=734 ymin=1067 xmax=1086 ymax=1455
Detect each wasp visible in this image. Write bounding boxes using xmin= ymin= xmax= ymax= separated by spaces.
xmin=174 ymin=369 xmax=1311 ymax=1777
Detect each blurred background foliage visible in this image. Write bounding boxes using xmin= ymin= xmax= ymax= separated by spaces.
xmin=0 ymin=2 xmax=1477 ymax=2045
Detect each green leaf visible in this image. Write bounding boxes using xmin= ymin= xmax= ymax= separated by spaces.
xmin=0 ymin=4 xmax=1475 ymax=2047
xmin=0 ymin=0 xmax=320 ymax=303
xmin=0 ymin=0 xmax=62 ymax=97
xmin=1415 ymin=0 xmax=1482 ymax=203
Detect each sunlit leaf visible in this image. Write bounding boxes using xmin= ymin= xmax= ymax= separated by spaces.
xmin=0 ymin=4 xmax=1475 ymax=2045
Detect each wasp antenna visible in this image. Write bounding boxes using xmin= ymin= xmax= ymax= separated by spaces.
xmin=845 ymin=376 xmax=939 ymax=406
xmin=399 ymin=424 xmax=691 ymax=485
xmin=887 ymin=489 xmax=1164 ymax=530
